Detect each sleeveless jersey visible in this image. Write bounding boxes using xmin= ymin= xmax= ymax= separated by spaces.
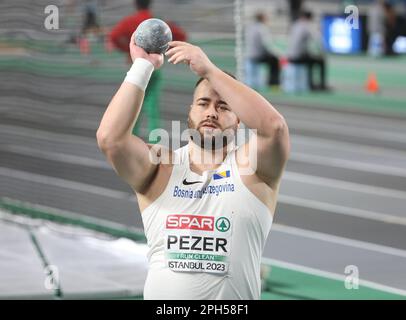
xmin=141 ymin=143 xmax=273 ymax=299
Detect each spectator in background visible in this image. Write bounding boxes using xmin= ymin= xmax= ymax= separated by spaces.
xmin=383 ymin=1 xmax=398 ymax=55
xmin=65 ymin=0 xmax=103 ymax=44
xmin=289 ymin=0 xmax=303 ymax=22
xmin=109 ymin=0 xmax=187 ymax=138
xmin=245 ymin=12 xmax=281 ymax=87
xmin=287 ymin=10 xmax=329 ymax=91
xmin=367 ymin=0 xmax=385 ymax=57
xmin=81 ymin=0 xmax=103 ymax=39
xmin=65 ymin=0 xmax=79 ymax=44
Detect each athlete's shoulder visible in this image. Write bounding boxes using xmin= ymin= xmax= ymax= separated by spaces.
xmin=234 ymin=143 xmax=250 ymax=168
xmin=146 ymin=143 xmax=190 ymax=167
xmin=146 ymin=143 xmax=176 ymax=167
xmin=135 ymin=143 xmax=174 ymax=197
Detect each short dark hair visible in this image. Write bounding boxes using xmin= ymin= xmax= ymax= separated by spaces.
xmin=255 ymin=12 xmax=266 ymax=23
xmin=194 ymin=70 xmax=236 ymax=89
xmin=135 ymin=0 xmax=151 ymax=10
xmin=300 ymin=10 xmax=313 ymax=20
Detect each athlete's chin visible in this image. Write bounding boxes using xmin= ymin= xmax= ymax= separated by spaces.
xmin=199 ymin=127 xmax=222 ymax=136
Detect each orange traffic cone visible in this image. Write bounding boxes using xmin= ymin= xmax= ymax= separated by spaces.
xmin=365 ymin=73 xmax=380 ymax=94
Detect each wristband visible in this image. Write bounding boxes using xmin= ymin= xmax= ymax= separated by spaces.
xmin=124 ymin=58 xmax=154 ymax=91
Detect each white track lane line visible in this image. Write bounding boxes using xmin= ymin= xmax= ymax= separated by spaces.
xmin=283 ymin=171 xmax=406 ymax=200
xmin=291 ymin=152 xmax=406 ymax=177
xmin=0 ymin=167 xmax=134 ymax=201
xmin=271 ymin=224 xmax=406 ymax=258
xmin=282 ymin=107 xmax=406 ymax=134
xmin=2 ymin=145 xmax=109 ymax=169
xmin=292 ymin=135 xmax=406 ymax=159
xmin=278 ymin=194 xmax=406 ymax=226
xmin=288 ymin=118 xmax=406 ymax=143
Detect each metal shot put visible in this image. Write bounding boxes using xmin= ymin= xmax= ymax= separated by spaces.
xmin=134 ymin=18 xmax=172 ymax=54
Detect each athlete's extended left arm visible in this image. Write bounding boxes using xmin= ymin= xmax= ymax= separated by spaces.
xmin=166 ymin=41 xmax=290 ymax=187
xmin=208 ymin=68 xmax=290 ymax=187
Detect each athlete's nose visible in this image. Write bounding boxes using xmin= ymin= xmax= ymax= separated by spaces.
xmin=205 ymin=103 xmax=218 ymax=120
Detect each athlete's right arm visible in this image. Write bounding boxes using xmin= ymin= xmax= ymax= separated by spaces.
xmin=96 ymin=33 xmax=164 ymax=193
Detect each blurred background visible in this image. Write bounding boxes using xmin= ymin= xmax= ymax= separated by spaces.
xmin=0 ymin=0 xmax=405 ymax=299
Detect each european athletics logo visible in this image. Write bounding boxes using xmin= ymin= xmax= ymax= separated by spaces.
xmin=213 ymin=170 xmax=230 ymax=180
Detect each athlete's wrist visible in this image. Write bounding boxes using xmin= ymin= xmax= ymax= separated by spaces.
xmin=124 ymin=58 xmax=154 ymax=91
xmin=204 ymin=64 xmax=221 ymax=82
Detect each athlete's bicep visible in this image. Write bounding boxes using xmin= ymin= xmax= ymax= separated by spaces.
xmin=237 ymin=119 xmax=290 ymax=188
xmin=101 ymin=135 xmax=160 ymax=193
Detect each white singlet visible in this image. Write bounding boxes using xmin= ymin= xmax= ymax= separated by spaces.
xmin=141 ymin=143 xmax=273 ymax=300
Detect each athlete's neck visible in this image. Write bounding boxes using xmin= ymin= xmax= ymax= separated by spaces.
xmin=188 ymin=140 xmax=229 ymax=175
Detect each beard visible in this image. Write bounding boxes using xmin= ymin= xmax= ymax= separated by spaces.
xmin=187 ymin=116 xmax=237 ymax=150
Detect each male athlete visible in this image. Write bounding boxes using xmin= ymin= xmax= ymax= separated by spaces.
xmin=96 ymin=33 xmax=290 ymax=299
